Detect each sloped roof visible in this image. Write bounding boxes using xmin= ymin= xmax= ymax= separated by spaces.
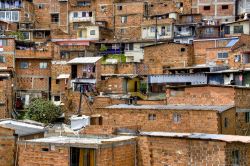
xmin=0 ymin=120 xmax=45 ymax=136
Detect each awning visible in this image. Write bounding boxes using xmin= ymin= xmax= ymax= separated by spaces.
xmin=57 ymin=74 xmax=70 ymax=79
xmin=226 ymin=38 xmax=239 ymax=47
xmin=72 ymin=79 xmax=96 ymax=84
xmin=67 ymin=57 xmax=102 ymax=64
xmin=0 ymin=73 xmax=10 ymax=78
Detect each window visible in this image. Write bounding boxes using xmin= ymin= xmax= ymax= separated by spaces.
xmin=117 ymin=5 xmax=122 ymax=10
xmin=148 ymin=114 xmax=156 ymax=120
xmin=234 ymin=55 xmax=241 ymax=62
xmin=222 ymin=5 xmax=228 ymax=9
xmin=161 ymin=26 xmax=166 ymax=36
xmin=89 ymin=12 xmax=92 ymax=17
xmin=176 ymin=2 xmax=183 ymax=8
xmin=205 ymin=28 xmax=214 ymax=34
xmin=82 ymin=12 xmax=86 ymax=17
xmin=20 ymin=62 xmax=28 ymax=69
xmin=73 ymin=12 xmax=78 ymax=18
xmin=224 ymin=117 xmax=228 ymax=128
xmin=125 ymin=43 xmax=134 ymax=51
xmin=166 ymin=25 xmax=171 ymax=32
xmin=90 ymin=30 xmax=95 ymax=35
xmin=0 ymin=56 xmax=5 ymax=63
xmin=234 ymin=25 xmax=243 ymax=33
xmin=73 ymin=23 xmax=79 ymax=30
xmin=51 ymin=14 xmax=59 ymax=23
xmin=54 ymin=96 xmax=60 ymax=101
xmin=37 ymin=4 xmax=45 ymax=9
xmin=181 ymin=48 xmax=185 ymax=52
xmin=120 ymin=28 xmax=125 ymax=34
xmin=39 ymin=62 xmax=48 ymax=69
xmin=12 ymin=11 xmax=19 ymax=21
xmin=0 ymin=11 xmax=19 ymax=22
xmin=224 ymin=26 xmax=230 ymax=34
xmin=173 ymin=113 xmax=181 ymax=123
xmin=232 ymin=150 xmax=240 ymax=165
xmin=56 ymin=79 xmax=60 ymax=84
xmin=22 ymin=32 xmax=30 ymax=40
xmin=150 ymin=26 xmax=156 ymax=33
xmin=34 ymin=31 xmax=45 ymax=38
xmin=217 ymin=52 xmax=228 ymax=59
xmin=77 ymin=1 xmax=91 ymax=6
xmin=245 ymin=112 xmax=250 ymax=123
xmin=70 ymin=148 xmax=95 ymax=166
xmin=204 ymin=6 xmax=210 ymax=10
xmin=0 ymin=40 xmax=8 ymax=46
xmin=121 ymin=16 xmax=127 ymax=23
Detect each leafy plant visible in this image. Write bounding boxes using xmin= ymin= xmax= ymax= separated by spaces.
xmin=24 ymin=98 xmax=62 ymax=124
xmin=10 ymin=31 xmax=25 ymax=41
xmin=99 ymin=44 xmax=108 ymax=52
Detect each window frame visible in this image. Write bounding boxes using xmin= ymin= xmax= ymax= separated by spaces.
xmin=173 ymin=112 xmax=181 ymax=123
xmin=51 ymin=13 xmax=59 ymax=23
xmin=121 ymin=16 xmax=127 ymax=23
xmin=20 ymin=62 xmax=29 ymax=69
xmin=217 ymin=52 xmax=228 ymax=59
xmin=204 ymin=6 xmax=210 ymax=10
xmin=39 ymin=62 xmax=48 ymax=69
xmin=0 ymin=55 xmax=5 ymax=63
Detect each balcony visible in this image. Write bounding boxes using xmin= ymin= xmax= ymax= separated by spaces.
xmin=15 ymin=49 xmax=52 ymax=59
xmin=70 ymin=17 xmax=93 ymax=23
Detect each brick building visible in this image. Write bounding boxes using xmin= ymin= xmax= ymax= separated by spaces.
xmin=139 ymin=132 xmax=250 ymax=165
xmin=95 ymin=104 xmax=235 ymax=134
xmin=15 ymin=43 xmax=53 ymax=109
xmin=143 ymin=42 xmax=194 ymax=74
xmin=17 ymin=135 xmax=136 ymax=166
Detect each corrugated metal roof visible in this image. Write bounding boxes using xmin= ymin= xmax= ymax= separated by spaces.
xmin=67 ymin=57 xmax=102 ymax=64
xmin=140 ymin=132 xmax=250 ymax=143
xmin=105 ymin=104 xmax=234 ymax=112
xmin=0 ymin=120 xmax=45 ymax=136
xmin=226 ymin=39 xmax=239 ymax=47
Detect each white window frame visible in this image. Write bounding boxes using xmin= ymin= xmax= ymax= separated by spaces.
xmin=39 ymin=62 xmax=48 ymax=69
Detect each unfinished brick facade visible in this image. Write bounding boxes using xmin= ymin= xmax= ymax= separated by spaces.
xmin=137 ymin=134 xmax=250 ymax=166
xmin=18 ymin=136 xmax=136 ymax=166
xmin=0 ymin=126 xmax=15 ymax=166
xmin=95 ymin=105 xmax=236 ymax=134
xmin=143 ymin=43 xmax=193 ymax=74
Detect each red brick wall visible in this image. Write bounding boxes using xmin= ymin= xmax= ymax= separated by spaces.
xmin=96 ymin=107 xmax=222 ymax=133
xmin=166 ymin=86 xmax=235 ymax=106
xmin=144 ymin=43 xmax=193 ymax=74
xmin=137 ymin=136 xmax=248 ymax=166
xmin=18 ymin=144 xmax=69 ymax=166
xmin=18 ymin=140 xmax=136 ymax=166
xmin=0 ymin=127 xmax=15 ymax=166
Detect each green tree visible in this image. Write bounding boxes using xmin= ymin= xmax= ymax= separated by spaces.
xmin=24 ymin=98 xmax=62 ymax=124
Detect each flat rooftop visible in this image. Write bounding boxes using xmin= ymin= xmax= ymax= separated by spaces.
xmin=19 ymin=135 xmax=136 ymax=148
xmin=141 ymin=132 xmax=250 ymax=143
xmin=104 ymin=104 xmax=234 ymax=113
